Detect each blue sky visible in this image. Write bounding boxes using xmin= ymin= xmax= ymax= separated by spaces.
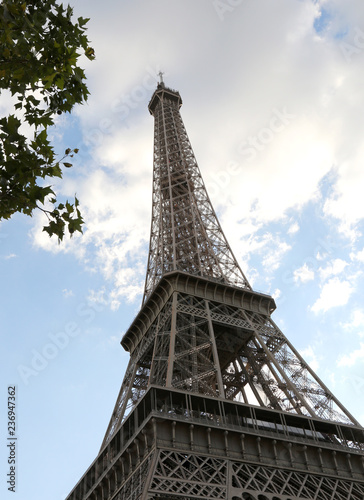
xmin=2 ymin=0 xmax=364 ymax=498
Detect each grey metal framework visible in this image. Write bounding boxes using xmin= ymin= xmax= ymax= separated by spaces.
xmin=142 ymin=82 xmax=251 ymax=303
xmin=65 ymin=81 xmax=364 ymax=500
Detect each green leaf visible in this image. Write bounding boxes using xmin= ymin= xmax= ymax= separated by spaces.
xmin=78 ymin=17 xmax=90 ymax=27
xmin=35 ymin=129 xmax=48 ymax=145
xmin=85 ymin=47 xmax=95 ymax=60
xmin=0 ymin=0 xmax=93 ymax=241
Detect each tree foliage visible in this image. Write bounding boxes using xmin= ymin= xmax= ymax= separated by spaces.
xmin=0 ymin=0 xmax=95 ymax=240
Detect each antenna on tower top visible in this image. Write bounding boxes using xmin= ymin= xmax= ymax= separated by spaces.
xmin=158 ymin=71 xmax=164 ymax=84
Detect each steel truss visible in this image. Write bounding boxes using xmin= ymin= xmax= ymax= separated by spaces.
xmin=101 ymin=272 xmax=358 ymax=448
xmin=143 ymin=83 xmax=250 ymax=303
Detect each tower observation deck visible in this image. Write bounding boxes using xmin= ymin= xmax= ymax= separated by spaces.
xmin=65 ymin=82 xmax=364 ymax=500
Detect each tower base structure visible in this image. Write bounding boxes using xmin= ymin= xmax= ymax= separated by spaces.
xmin=66 ymin=271 xmax=364 ymax=500
xmin=66 ymin=386 xmax=364 ymax=500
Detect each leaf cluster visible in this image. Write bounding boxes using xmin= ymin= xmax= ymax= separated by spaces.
xmin=0 ymin=0 xmax=95 ymax=240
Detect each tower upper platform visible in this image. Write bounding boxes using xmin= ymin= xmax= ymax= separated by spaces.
xmin=148 ymin=82 xmax=182 ymax=115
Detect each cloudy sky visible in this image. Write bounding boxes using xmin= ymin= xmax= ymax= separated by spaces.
xmin=2 ymin=0 xmax=364 ymax=498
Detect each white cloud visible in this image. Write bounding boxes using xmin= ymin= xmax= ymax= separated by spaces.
xmin=229 ymin=230 xmax=291 ymax=275
xmin=300 ymin=345 xmax=319 ymax=372
xmin=341 ymin=309 xmax=364 ymax=336
xmin=87 ymin=288 xmax=108 ymax=307
xmin=3 ymin=253 xmax=16 ymax=260
xmin=62 ymin=289 xmax=74 ymax=298
xmin=262 ymin=240 xmax=292 ymax=272
xmin=311 ymin=277 xmax=354 ymax=313
xmin=293 ymin=263 xmax=315 ymax=284
xmin=272 ymin=288 xmax=281 ymax=300
xmin=337 ymin=343 xmax=364 ymax=367
xmin=323 ymin=159 xmax=364 ymax=240
xmin=315 ymin=251 xmax=325 ymax=261
xmin=318 ymin=258 xmax=348 ymax=281
xmin=350 ymin=248 xmax=364 ymax=262
xmin=288 ymin=221 xmax=299 ymax=235
xmin=31 ymin=148 xmax=151 ymax=307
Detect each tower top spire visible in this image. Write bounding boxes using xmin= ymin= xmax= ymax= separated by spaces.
xmin=158 ymin=70 xmax=164 ymax=84
xmin=148 ymin=78 xmax=182 ymax=115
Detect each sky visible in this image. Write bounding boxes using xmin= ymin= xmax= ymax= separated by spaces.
xmin=1 ymin=0 xmax=364 ymax=498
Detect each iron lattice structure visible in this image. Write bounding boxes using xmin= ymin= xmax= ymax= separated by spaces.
xmin=143 ymin=83 xmax=251 ymax=303
xmin=65 ymin=82 xmax=364 ymax=500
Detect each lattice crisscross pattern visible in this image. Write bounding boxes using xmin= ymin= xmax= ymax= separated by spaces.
xmin=143 ymin=83 xmax=251 ymax=303
xmin=232 ymin=462 xmax=364 ymax=499
xmin=102 ymin=284 xmax=358 ymax=447
xmin=150 ymin=450 xmax=227 ymax=498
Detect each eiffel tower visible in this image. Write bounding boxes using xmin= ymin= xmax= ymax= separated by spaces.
xmin=65 ymin=77 xmax=364 ymax=500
